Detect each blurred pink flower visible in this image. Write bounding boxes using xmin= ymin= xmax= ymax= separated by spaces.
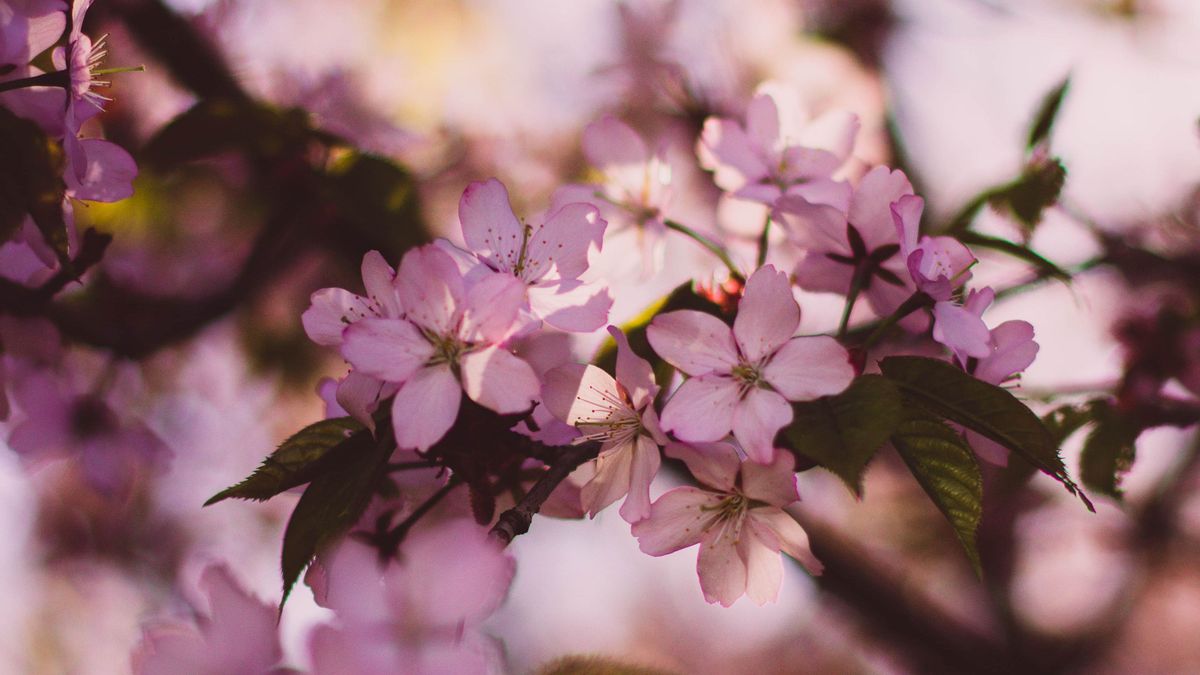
xmin=308 ymin=520 xmax=515 ymax=675
xmin=542 ymin=326 xmax=667 ymax=522
xmin=633 ymin=441 xmax=821 ymax=607
xmin=455 ymin=178 xmax=611 ymax=332
xmin=697 ymin=81 xmax=858 ymax=206
xmin=647 ymin=265 xmax=854 ymax=462
xmin=131 ymin=563 xmax=283 ymax=675
xmin=341 ymin=245 xmax=539 ymax=451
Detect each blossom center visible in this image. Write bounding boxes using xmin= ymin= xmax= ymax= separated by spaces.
xmin=571 ymin=384 xmax=641 ymax=446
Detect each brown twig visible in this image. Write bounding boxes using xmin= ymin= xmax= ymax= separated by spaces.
xmin=0 ymin=228 xmax=111 ymax=315
xmin=490 ymin=442 xmax=599 ymax=546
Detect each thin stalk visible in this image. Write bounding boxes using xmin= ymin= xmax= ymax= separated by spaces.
xmin=756 ymin=212 xmax=772 ymax=268
xmin=837 ymin=263 xmax=871 ymax=340
xmin=664 ymin=219 xmax=742 ymax=279
xmin=0 ymin=70 xmax=67 ymax=93
xmin=861 ymin=291 xmax=933 ymax=351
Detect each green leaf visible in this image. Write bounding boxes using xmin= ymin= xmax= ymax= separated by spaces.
xmin=992 ymin=157 xmax=1066 ymax=230
xmin=204 ymin=416 xmax=362 ymax=506
xmin=279 ymin=425 xmax=391 ymax=606
xmin=1027 ymin=77 xmax=1071 ymax=150
xmin=592 ymin=280 xmax=725 ymax=376
xmin=142 ymin=99 xmax=313 ymax=169
xmin=879 ymin=356 xmax=1093 ymax=510
xmin=0 ymin=107 xmax=67 ymax=257
xmin=780 ymin=375 xmax=903 ymax=496
xmin=322 ymin=152 xmax=428 ymax=257
xmin=1079 ymin=401 xmax=1142 ymax=499
xmin=957 ymin=230 xmax=1071 ymax=281
xmin=1042 ymin=402 xmax=1096 ymax=445
xmin=892 ymin=416 xmax=983 ymax=574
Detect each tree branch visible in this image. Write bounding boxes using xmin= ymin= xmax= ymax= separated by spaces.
xmin=490 ymin=442 xmax=599 ymax=546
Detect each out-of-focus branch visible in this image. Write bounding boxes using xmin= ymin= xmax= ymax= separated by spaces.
xmin=490 ymin=442 xmax=599 ymax=546
xmin=0 ymin=228 xmax=111 ymax=314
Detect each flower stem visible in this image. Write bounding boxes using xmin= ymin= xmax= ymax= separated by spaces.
xmin=0 ymin=70 xmax=68 ymax=93
xmin=837 ymin=263 xmax=871 ymax=341
xmin=861 ymin=291 xmax=933 ymax=351
xmin=756 ymin=212 xmax=772 ymax=269
xmin=664 ymin=219 xmax=742 ymax=279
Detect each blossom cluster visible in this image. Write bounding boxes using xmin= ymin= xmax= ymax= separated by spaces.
xmin=296 ymin=82 xmax=1041 ymax=610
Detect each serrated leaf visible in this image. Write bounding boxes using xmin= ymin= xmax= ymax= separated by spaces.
xmin=1042 ymin=402 xmax=1096 ymax=445
xmin=279 ymin=425 xmax=391 ymax=606
xmin=204 ymin=416 xmax=362 ymax=506
xmin=780 ymin=375 xmax=903 ymax=496
xmin=142 ymin=99 xmax=313 ymax=169
xmin=1079 ymin=401 xmax=1142 ymax=499
xmin=1027 ymin=77 xmax=1070 ymax=150
xmin=994 ymin=157 xmax=1066 ymax=230
xmin=892 ymin=417 xmax=983 ymax=574
xmin=880 ymin=356 xmax=1092 ymax=510
xmin=957 ymin=230 xmax=1070 ymax=281
xmin=0 ymin=107 xmax=67 ymax=257
xmin=592 ymin=280 xmax=725 ymax=375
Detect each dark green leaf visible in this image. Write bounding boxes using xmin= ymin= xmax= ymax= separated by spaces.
xmin=1042 ymin=402 xmax=1096 ymax=445
xmin=142 ymin=99 xmax=313 ymax=169
xmin=992 ymin=157 xmax=1066 ymax=230
xmin=957 ymin=230 xmax=1071 ymax=281
xmin=879 ymin=356 xmax=1093 ymax=510
xmin=1079 ymin=400 xmax=1142 ymax=499
xmin=780 ymin=375 xmax=903 ymax=496
xmin=1027 ymin=77 xmax=1071 ymax=150
xmin=323 ymin=152 xmax=428 ymax=257
xmin=892 ymin=417 xmax=983 ymax=574
xmin=279 ymin=426 xmax=391 ymax=606
xmin=0 ymin=107 xmax=67 ymax=257
xmin=204 ymin=416 xmax=362 ymax=506
xmin=592 ymin=280 xmax=725 ymax=376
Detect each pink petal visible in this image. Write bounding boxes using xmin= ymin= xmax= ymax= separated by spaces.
xmin=773 ymin=196 xmax=850 ymax=253
xmin=761 ymin=336 xmax=854 ymax=401
xmin=395 ymin=245 xmax=465 ymax=335
xmin=733 ymin=265 xmax=800 ymax=362
xmin=302 ymin=288 xmax=372 ymax=346
xmin=581 ymin=441 xmax=634 ymax=518
xmin=968 ymin=430 xmax=1011 ymax=466
xmin=744 ymin=91 xmax=781 ymax=155
xmin=524 ymin=202 xmax=606 ymax=282
xmin=849 ymin=166 xmax=913 ymax=249
xmin=963 ymin=286 xmax=995 ymax=318
xmin=697 ymin=117 xmax=769 ymax=192
xmin=391 ymin=365 xmax=461 ymax=451
xmin=664 ymin=440 xmax=740 ymax=492
xmin=646 ymin=310 xmax=738 ymax=376
xmin=890 ymin=193 xmax=925 ymax=257
xmin=583 ymin=115 xmax=648 ymax=180
xmin=617 ymin=435 xmax=662 ymax=523
xmin=527 ymin=279 xmax=612 ymax=332
xmin=779 ymin=146 xmax=842 ymax=183
xmin=459 ymin=178 xmax=524 ymax=270
xmin=793 ymin=252 xmax=856 ymax=295
xmin=334 ymin=371 xmax=391 ymax=431
xmin=732 ymin=388 xmax=792 ymax=464
xmin=610 ymin=326 xmax=657 ymax=407
xmin=66 ymin=139 xmax=137 ymax=202
xmin=460 ymin=271 xmax=525 ymax=343
xmin=975 ymin=320 xmax=1038 ymax=385
xmin=197 ymin=565 xmax=283 ymax=669
xmin=632 ymin=486 xmax=722 ymax=556
xmin=932 ymin=302 xmax=992 ymax=360
xmin=733 ymin=183 xmax=783 ymax=204
xmin=360 ymin=250 xmax=400 ymax=318
xmin=740 ymin=522 xmax=784 ymax=605
xmin=341 ymin=318 xmax=433 ymax=383
xmin=755 ymin=509 xmax=823 ymax=575
xmin=660 ymin=374 xmax=740 ymax=443
xmin=740 ymin=451 xmax=800 ymax=505
xmin=541 ymin=363 xmax=609 ymax=425
xmin=459 ymin=346 xmax=539 ymax=414
xmin=799 ymin=109 xmax=860 ymax=162
xmin=698 ymin=518 xmax=748 ymax=607
xmin=782 ymin=178 xmax=854 ymax=212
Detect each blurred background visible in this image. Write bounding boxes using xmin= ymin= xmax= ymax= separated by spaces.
xmin=2 ymin=0 xmax=1200 ymax=672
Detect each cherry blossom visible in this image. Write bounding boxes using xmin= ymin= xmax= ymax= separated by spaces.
xmin=632 ymin=441 xmax=822 ymax=607
xmin=307 ymin=520 xmax=515 ymax=675
xmin=647 ymin=265 xmax=854 ymax=462
xmin=697 ymin=81 xmax=858 ymax=207
xmin=340 ymin=244 xmax=539 ymax=451
xmin=542 ymin=326 xmax=667 ymax=522
xmin=131 ymin=563 xmax=283 ymax=675
xmin=454 ymin=178 xmax=611 ymax=332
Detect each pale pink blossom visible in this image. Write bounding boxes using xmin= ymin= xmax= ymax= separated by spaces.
xmin=131 ymin=563 xmax=283 ymax=675
xmin=632 ymin=442 xmax=822 ymax=607
xmin=647 ymin=265 xmax=854 ymax=463
xmin=697 ymin=81 xmax=858 ymax=207
xmin=542 ymin=326 xmax=667 ymax=522
xmin=0 ymin=0 xmax=66 ymax=127
xmin=340 ymin=245 xmax=539 ymax=451
xmin=455 ymin=178 xmax=611 ymax=332
xmin=307 ymin=521 xmax=515 ymax=675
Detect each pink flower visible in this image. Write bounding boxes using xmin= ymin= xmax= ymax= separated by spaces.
xmin=632 ymin=442 xmax=822 ymax=607
xmin=131 ymin=563 xmax=282 ymax=675
xmin=340 ymin=245 xmax=540 ymax=451
xmin=307 ymin=521 xmax=515 ymax=675
xmin=892 ymin=194 xmax=976 ymax=302
xmin=647 ymin=265 xmax=854 ymax=463
xmin=542 ymin=326 xmax=667 ymax=522
xmin=455 ymin=178 xmax=611 ymax=332
xmin=697 ymin=82 xmax=858 ymax=206
xmin=303 ymin=250 xmax=403 ymax=346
